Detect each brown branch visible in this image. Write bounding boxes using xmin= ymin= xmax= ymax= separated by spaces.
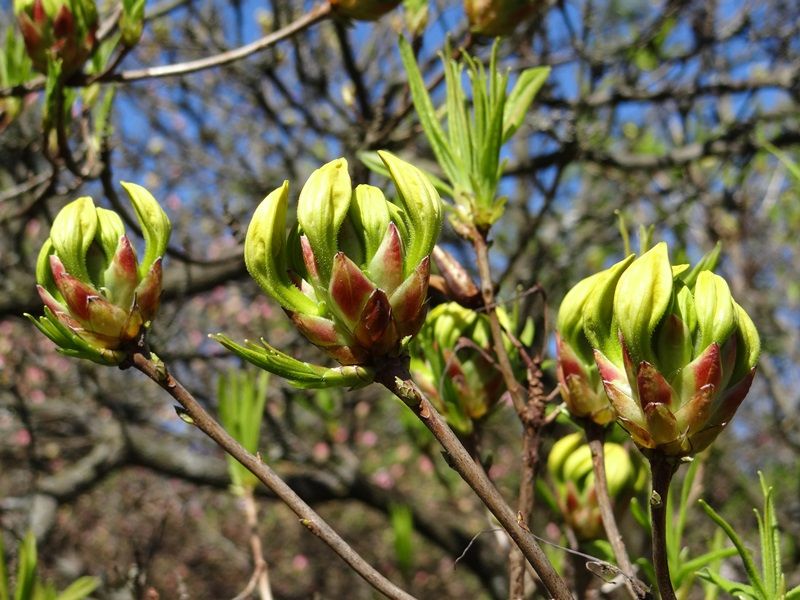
xmin=99 ymin=3 xmax=331 ymax=84
xmin=648 ymin=455 xmax=679 ymax=600
xmin=375 ymin=358 xmax=572 ymax=600
xmin=584 ymin=422 xmax=645 ymax=599
xmin=130 ymin=352 xmax=417 ymax=600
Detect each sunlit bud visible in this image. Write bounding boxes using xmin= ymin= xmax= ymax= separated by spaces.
xmin=582 ymin=243 xmax=760 ymax=457
xmin=330 ymin=0 xmax=402 ymax=20
xmin=14 ymin=0 xmax=98 ymax=75
xmin=26 ymin=183 xmax=170 ymax=365
xmin=223 ymin=154 xmax=442 ymax=385
xmin=464 ymin=0 xmax=541 ymax=37
xmin=548 ymin=433 xmax=638 ymax=540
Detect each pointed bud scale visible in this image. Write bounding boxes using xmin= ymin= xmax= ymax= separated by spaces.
xmin=367 ymin=223 xmax=404 ymax=294
xmin=353 ymin=289 xmax=398 ymax=354
xmin=562 ymin=242 xmax=760 ymax=457
xmin=29 ymin=185 xmax=171 ymax=364
xmin=329 ymin=252 xmax=376 ymax=326
xmin=103 ymin=236 xmax=139 ymax=308
xmin=134 ymin=258 xmax=163 ymax=323
xmin=390 ymin=256 xmax=430 ymax=338
xmin=431 ymin=246 xmax=482 ymax=308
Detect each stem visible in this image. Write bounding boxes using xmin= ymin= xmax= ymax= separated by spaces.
xmin=376 ymin=359 xmax=572 ymax=600
xmin=471 ymin=227 xmax=547 ymax=600
xmin=233 ymin=489 xmax=274 ymax=600
xmin=584 ymin=422 xmax=642 ymax=599
xmin=131 ymin=352 xmax=416 ymax=600
xmin=649 ymin=455 xmax=679 ymax=600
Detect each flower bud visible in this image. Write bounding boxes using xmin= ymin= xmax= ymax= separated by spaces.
xmin=229 ymin=154 xmax=442 ymax=377
xmin=410 ymin=302 xmax=526 ymax=435
xmin=464 ymin=0 xmax=542 ymax=37
xmin=548 ymin=433 xmax=638 ymax=541
xmin=330 ymin=0 xmax=401 ymax=21
xmin=582 ymin=242 xmax=760 ymax=457
xmin=14 ymin=0 xmax=98 ymax=75
xmin=26 ymin=183 xmax=170 ymax=364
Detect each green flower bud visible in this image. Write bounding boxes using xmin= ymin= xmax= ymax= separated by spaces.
xmin=223 ymin=155 xmax=443 ymax=385
xmin=330 ymin=0 xmax=401 ymax=20
xmin=548 ymin=433 xmax=638 ymax=541
xmin=464 ymin=0 xmax=542 ymax=36
xmin=580 ymin=243 xmax=760 ymax=457
xmin=26 ymin=183 xmax=170 ymax=365
xmin=410 ymin=302 xmax=526 ymax=435
xmin=15 ymin=0 xmax=98 ymax=75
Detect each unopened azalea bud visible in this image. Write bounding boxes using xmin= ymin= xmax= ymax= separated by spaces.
xmin=14 ymin=0 xmax=97 ymax=75
xmin=410 ymin=302 xmax=524 ymax=434
xmin=26 ymin=183 xmax=170 ymax=364
xmin=583 ymin=243 xmax=760 ymax=457
xmin=330 ymin=0 xmax=402 ymax=20
xmin=235 ymin=154 xmax=442 ymax=372
xmin=464 ymin=0 xmax=541 ymax=36
xmin=548 ymin=433 xmax=637 ymax=540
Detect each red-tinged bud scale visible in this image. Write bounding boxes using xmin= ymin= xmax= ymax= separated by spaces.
xmin=14 ymin=0 xmax=98 ymax=75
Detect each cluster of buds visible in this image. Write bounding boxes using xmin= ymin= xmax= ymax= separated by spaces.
xmin=14 ymin=0 xmax=98 ymax=76
xmin=214 ymin=153 xmax=442 ymax=387
xmin=556 ymin=271 xmax=616 ymax=426
xmin=329 ymin=0 xmax=401 ymax=20
xmin=410 ymin=302 xmax=530 ymax=435
xmin=464 ymin=0 xmax=542 ymax=36
xmin=27 ymin=183 xmax=170 ymax=365
xmin=570 ymin=242 xmax=761 ymax=457
xmin=548 ymin=432 xmax=641 ymax=541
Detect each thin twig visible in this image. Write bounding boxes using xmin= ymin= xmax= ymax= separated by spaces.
xmin=469 ymin=227 xmax=546 ymax=600
xmin=375 ymin=358 xmax=572 ymax=600
xmin=648 ymin=454 xmax=679 ymax=600
xmin=104 ymin=3 xmax=331 ymax=83
xmin=584 ymin=421 xmax=646 ymax=599
xmin=131 ymin=352 xmax=416 ymax=600
xmin=232 ymin=489 xmax=274 ymax=600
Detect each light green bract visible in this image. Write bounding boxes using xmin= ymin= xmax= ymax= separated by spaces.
xmin=579 ymin=242 xmax=760 ymax=457
xmin=215 ymin=153 xmax=442 ymax=388
xmin=26 ymin=183 xmax=170 ymax=365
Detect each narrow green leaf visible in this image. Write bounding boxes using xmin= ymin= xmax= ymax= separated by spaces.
xmin=675 ymin=547 xmax=738 ymax=583
xmin=397 ymin=36 xmax=458 ymax=181
xmin=502 ymin=66 xmax=550 ymax=142
xmin=697 ymin=569 xmax=757 ymax=598
xmin=699 ymin=499 xmax=766 ymax=598
xmin=14 ymin=533 xmax=37 ymax=600
xmin=0 ymin=530 xmax=9 ymax=600
xmin=55 ymin=576 xmax=100 ymax=600
xmin=211 ymin=334 xmax=373 ymax=388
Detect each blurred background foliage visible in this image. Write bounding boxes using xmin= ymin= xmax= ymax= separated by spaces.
xmin=0 ymin=0 xmax=799 ymax=597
